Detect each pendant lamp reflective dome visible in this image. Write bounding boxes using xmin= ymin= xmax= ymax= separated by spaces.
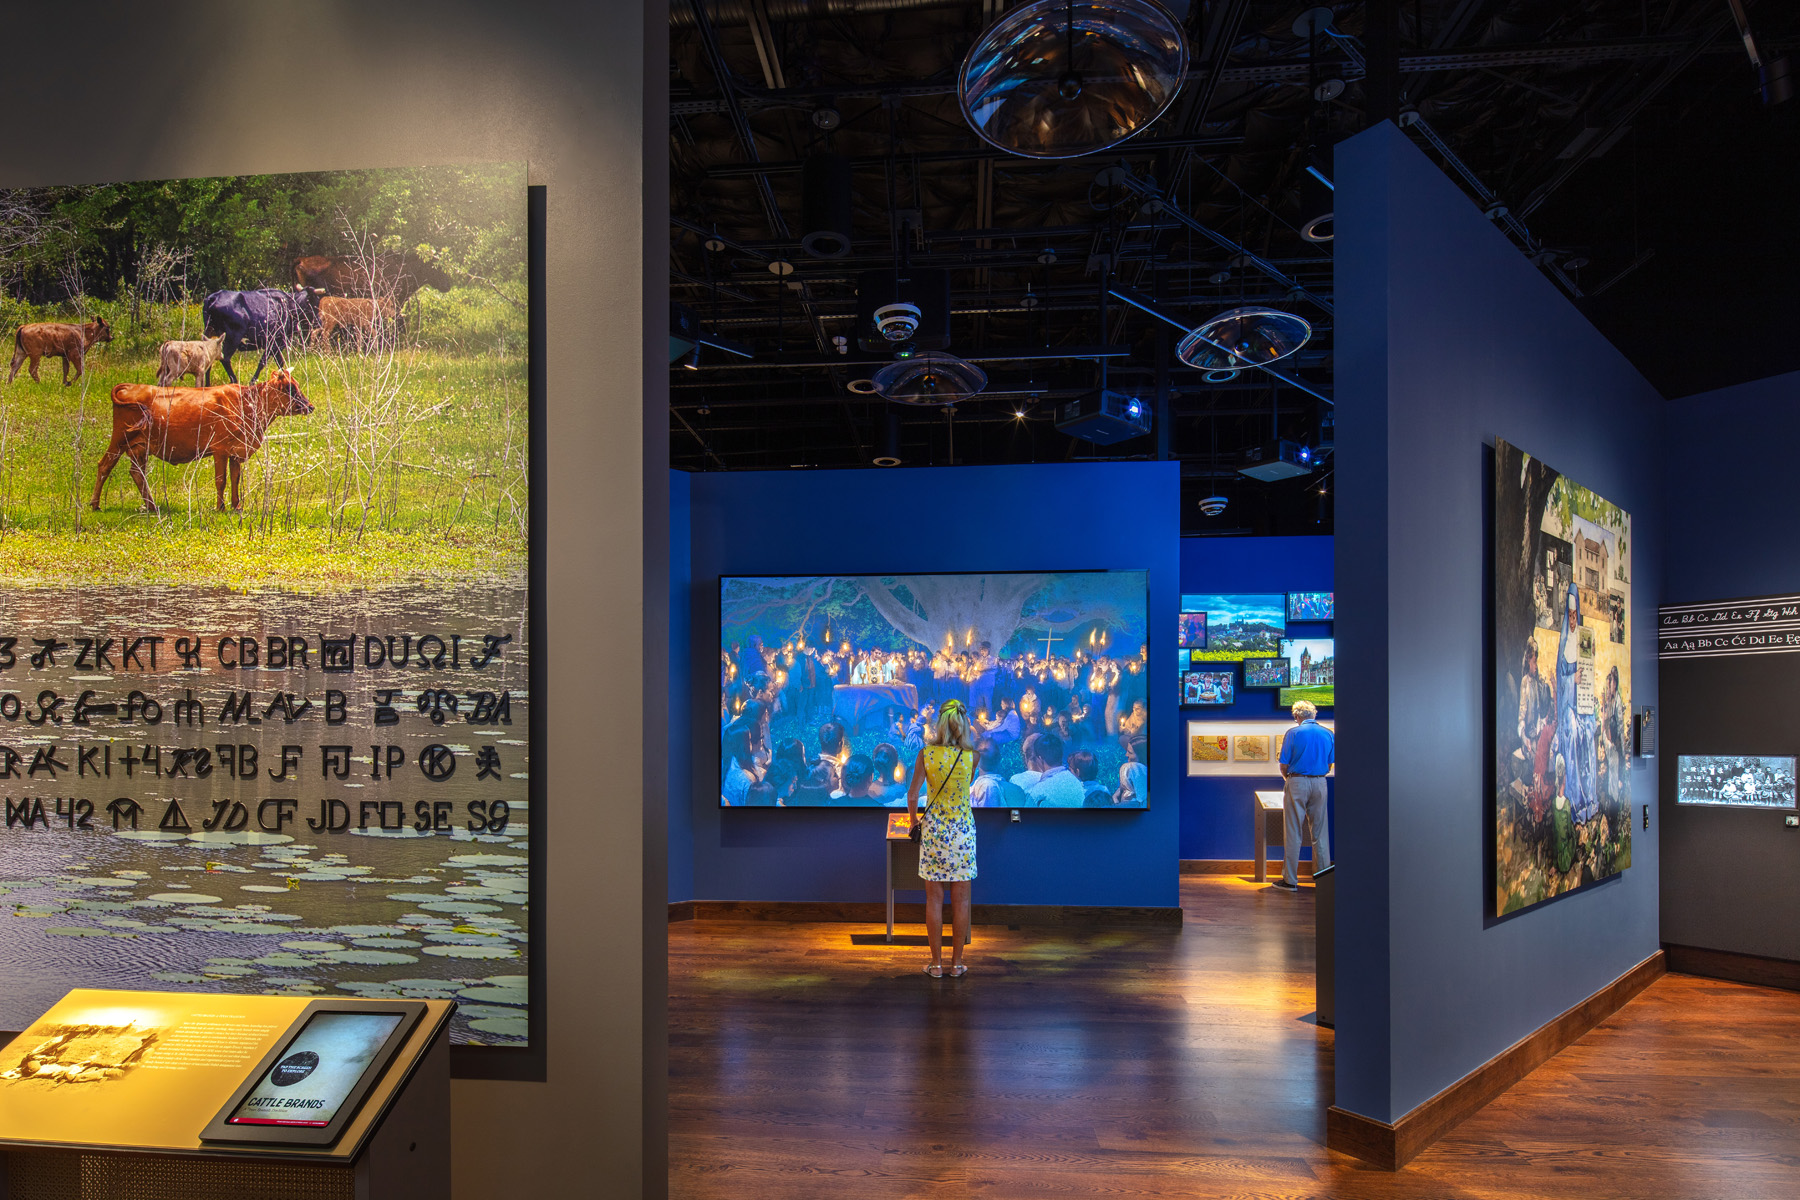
xmin=872 ymin=352 xmax=988 ymax=406
xmin=1176 ymin=306 xmax=1312 ymax=373
xmin=959 ymin=0 xmax=1189 ymax=160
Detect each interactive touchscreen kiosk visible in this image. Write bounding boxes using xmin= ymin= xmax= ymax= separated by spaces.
xmin=202 ymin=1000 xmax=425 ymax=1146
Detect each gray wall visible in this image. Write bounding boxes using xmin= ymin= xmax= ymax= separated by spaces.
xmin=1335 ymin=123 xmax=1664 ymax=1123
xmin=0 ymin=3 xmax=665 ymax=1196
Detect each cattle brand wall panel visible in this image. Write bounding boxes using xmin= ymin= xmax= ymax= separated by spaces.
xmin=0 ymin=165 xmax=535 ymax=1058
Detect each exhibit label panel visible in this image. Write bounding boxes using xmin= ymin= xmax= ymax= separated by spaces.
xmin=0 ymin=166 xmax=532 ymax=1049
xmin=1492 ymin=440 xmax=1632 ymax=915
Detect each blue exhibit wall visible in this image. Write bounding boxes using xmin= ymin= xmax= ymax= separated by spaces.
xmin=1335 ymin=122 xmax=1664 ymax=1124
xmin=678 ymin=461 xmax=1180 ymax=908
xmin=1663 ymin=369 xmax=1800 ymax=601
xmin=669 ymin=471 xmax=694 ymax=903
xmin=1178 ymin=536 xmax=1335 ymax=861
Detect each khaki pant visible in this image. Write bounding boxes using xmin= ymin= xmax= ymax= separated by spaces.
xmin=1283 ymin=774 xmax=1331 ymax=886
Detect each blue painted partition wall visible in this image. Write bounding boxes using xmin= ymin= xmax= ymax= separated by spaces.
xmin=1177 ymin=536 xmax=1334 ymax=860
xmin=1334 ymin=123 xmax=1664 ymax=1124
xmin=1663 ymin=369 xmax=1800 ymax=601
xmin=679 ymin=461 xmax=1180 ymax=908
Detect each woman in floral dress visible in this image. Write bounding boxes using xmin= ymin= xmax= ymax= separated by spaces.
xmin=906 ymin=699 xmax=978 ymax=977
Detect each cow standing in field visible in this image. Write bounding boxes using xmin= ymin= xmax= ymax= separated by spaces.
xmin=201 ymin=286 xmax=323 ymax=383
xmin=313 ymin=295 xmax=398 ymax=351
xmin=294 ymin=252 xmax=454 ymax=307
xmin=8 ymin=317 xmax=112 ymax=384
xmin=156 ymin=332 xmax=227 ymax=386
xmin=91 ymin=369 xmax=314 ymax=514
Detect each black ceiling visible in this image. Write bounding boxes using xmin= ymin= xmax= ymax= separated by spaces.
xmin=670 ymin=1 xmax=1799 ymax=534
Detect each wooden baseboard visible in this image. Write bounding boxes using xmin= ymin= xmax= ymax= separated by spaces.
xmin=1664 ymin=943 xmax=1800 ymax=992
xmin=1327 ymin=949 xmax=1666 ymax=1170
xmin=668 ymin=899 xmax=1181 ymax=927
xmin=1180 ymin=859 xmax=1314 ymax=876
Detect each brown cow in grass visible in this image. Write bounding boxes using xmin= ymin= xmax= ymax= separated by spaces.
xmin=313 ymin=295 xmax=398 ymax=351
xmin=91 ymin=369 xmax=314 ymax=514
xmin=8 ymin=317 xmax=112 ymax=384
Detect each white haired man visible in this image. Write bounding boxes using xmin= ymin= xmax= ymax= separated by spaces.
xmin=1273 ymin=700 xmax=1334 ymax=891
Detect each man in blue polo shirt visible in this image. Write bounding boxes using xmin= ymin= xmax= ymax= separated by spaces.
xmin=1274 ymin=700 xmax=1334 ymax=891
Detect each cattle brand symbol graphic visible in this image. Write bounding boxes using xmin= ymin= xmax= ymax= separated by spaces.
xmin=271 ymin=1051 xmax=320 ymax=1087
xmin=418 ymin=745 xmax=457 ymax=782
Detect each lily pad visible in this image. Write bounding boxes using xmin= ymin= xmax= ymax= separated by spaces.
xmin=457 ymin=986 xmax=527 ymax=1006
xmin=467 ymin=1016 xmax=528 ymax=1038
xmin=240 ymin=885 xmax=291 ymax=894
xmin=322 ymin=949 xmax=418 ymax=965
xmin=114 ymin=831 xmax=191 ymax=842
xmin=422 ymin=944 xmax=518 ymax=960
xmin=188 ymin=831 xmax=294 ymax=845
xmin=151 ymin=893 xmax=220 ymax=903
xmin=280 ymin=940 xmax=344 ymax=952
xmin=353 ymin=938 xmax=423 ymax=949
xmin=445 ymin=854 xmax=527 ymax=867
xmin=417 ymin=901 xmax=502 ymax=914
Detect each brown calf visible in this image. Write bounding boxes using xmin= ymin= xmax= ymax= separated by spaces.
xmin=313 ymin=295 xmax=398 ymax=350
xmin=156 ymin=332 xmax=228 ymax=386
xmin=8 ymin=317 xmax=112 ymax=385
xmin=91 ymin=369 xmax=314 ymax=513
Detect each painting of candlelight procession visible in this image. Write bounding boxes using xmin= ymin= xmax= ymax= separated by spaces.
xmin=1494 ymin=439 xmax=1632 ymax=916
xmin=720 ymin=571 xmax=1151 ymax=809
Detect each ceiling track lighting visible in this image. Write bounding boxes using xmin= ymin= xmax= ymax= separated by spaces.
xmin=958 ymin=0 xmax=1189 ymax=160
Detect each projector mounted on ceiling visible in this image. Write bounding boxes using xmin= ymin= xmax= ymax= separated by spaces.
xmin=1238 ymin=439 xmax=1315 ymax=482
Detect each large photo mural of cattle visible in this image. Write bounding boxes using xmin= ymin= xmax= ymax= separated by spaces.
xmin=0 ymin=166 xmax=532 ymax=1052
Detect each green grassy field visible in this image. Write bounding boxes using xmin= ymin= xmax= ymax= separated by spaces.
xmin=1278 ymin=684 xmax=1334 ymax=708
xmin=0 ymin=293 xmax=526 ymax=591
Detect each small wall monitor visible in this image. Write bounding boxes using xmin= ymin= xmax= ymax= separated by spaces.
xmin=1181 ymin=663 xmax=1235 ymax=706
xmin=1277 ymin=637 xmax=1334 ymax=708
xmin=1241 ymin=656 xmax=1290 ymax=688
xmin=1177 ymin=611 xmax=1207 ymax=648
xmin=1675 ymin=755 xmax=1797 ymax=809
xmin=1286 ymin=592 xmax=1334 ymax=621
xmin=202 ymin=1000 xmax=425 ymax=1146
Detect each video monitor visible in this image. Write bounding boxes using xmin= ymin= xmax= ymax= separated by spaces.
xmin=1676 ymin=755 xmax=1797 ymax=809
xmin=1176 ymin=594 xmax=1285 ymax=661
xmin=1181 ymin=664 xmax=1235 ymax=707
xmin=720 ymin=571 xmax=1150 ymax=809
xmin=1241 ymin=656 xmax=1290 ymax=688
xmin=1277 ymin=637 xmax=1334 ymax=708
xmin=202 ymin=1000 xmax=424 ymax=1146
xmin=1287 ymin=592 xmax=1334 ymax=621
xmin=1177 ymin=611 xmax=1207 ymax=648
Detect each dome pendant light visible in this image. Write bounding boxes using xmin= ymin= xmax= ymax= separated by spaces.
xmin=872 ymin=351 xmax=988 ymax=407
xmin=1176 ymin=307 xmax=1313 ymax=374
xmin=959 ymin=0 xmax=1189 ymax=160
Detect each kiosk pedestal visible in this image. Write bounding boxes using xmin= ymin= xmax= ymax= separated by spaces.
xmin=1252 ymin=789 xmax=1287 ymax=882
xmin=0 ymin=990 xmax=453 ymax=1200
xmin=885 ymin=817 xmax=970 ymax=946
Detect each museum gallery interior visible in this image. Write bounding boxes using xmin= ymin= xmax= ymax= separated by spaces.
xmin=0 ymin=2 xmax=1796 ymax=1198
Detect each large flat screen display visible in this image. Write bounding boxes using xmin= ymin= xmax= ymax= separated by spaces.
xmin=1676 ymin=755 xmax=1797 ymax=809
xmin=1277 ymin=638 xmax=1335 ymax=708
xmin=1177 ymin=594 xmax=1285 ymax=660
xmin=721 ymin=571 xmax=1150 ymax=808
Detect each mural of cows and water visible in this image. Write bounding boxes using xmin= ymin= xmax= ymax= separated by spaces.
xmin=0 ymin=165 xmax=532 ymax=1053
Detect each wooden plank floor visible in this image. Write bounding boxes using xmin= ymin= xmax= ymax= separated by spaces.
xmin=669 ymin=876 xmax=1800 ymax=1199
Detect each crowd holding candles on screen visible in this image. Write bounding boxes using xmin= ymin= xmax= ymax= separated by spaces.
xmin=721 ymin=620 xmax=1149 ymax=808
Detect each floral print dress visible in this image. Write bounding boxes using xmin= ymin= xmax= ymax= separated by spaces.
xmin=918 ymin=744 xmax=977 ymax=882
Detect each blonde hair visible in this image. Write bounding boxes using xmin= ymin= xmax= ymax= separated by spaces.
xmin=929 ymin=699 xmax=977 ymax=751
xmin=1292 ymin=700 xmax=1318 ymax=720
